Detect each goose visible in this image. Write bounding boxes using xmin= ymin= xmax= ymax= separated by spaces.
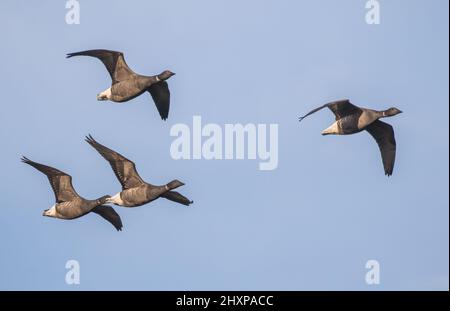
xmin=298 ymin=99 xmax=402 ymax=176
xmin=66 ymin=49 xmax=175 ymax=120
xmin=85 ymin=135 xmax=193 ymax=207
xmin=21 ymin=157 xmax=123 ymax=231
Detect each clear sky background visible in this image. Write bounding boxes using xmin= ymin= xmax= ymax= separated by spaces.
xmin=0 ymin=0 xmax=448 ymax=290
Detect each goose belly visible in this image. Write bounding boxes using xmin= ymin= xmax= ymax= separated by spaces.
xmin=110 ymin=81 xmax=146 ymax=102
xmin=357 ymin=110 xmax=379 ymax=130
xmin=52 ymin=201 xmax=85 ymax=219
xmin=119 ymin=187 xmax=154 ymax=207
xmin=338 ymin=115 xmax=364 ymax=134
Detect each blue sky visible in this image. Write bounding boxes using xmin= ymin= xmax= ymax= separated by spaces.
xmin=0 ymin=0 xmax=448 ymax=290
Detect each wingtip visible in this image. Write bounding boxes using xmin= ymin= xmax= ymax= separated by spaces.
xmin=21 ymin=156 xmax=30 ymax=163
xmin=85 ymin=134 xmax=95 ymax=144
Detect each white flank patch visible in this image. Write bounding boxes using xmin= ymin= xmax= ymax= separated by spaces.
xmin=321 ymin=122 xmax=340 ymax=135
xmin=97 ymin=87 xmax=112 ymax=100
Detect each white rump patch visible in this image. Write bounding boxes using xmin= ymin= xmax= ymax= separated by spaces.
xmin=97 ymin=87 xmax=112 ymax=101
xmin=322 ymin=122 xmax=340 ymax=135
xmin=45 ymin=204 xmax=57 ymax=217
xmin=108 ymin=192 xmax=124 ymax=206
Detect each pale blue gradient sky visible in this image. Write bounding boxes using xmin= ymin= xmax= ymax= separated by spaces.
xmin=0 ymin=0 xmax=448 ymax=290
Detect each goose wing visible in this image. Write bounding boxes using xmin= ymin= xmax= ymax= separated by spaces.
xmin=85 ymin=135 xmax=145 ymax=189
xmin=299 ymin=99 xmax=362 ymax=122
xmin=148 ymin=81 xmax=170 ymax=120
xmin=66 ymin=49 xmax=135 ymax=84
xmin=91 ymin=205 xmax=123 ymax=231
xmin=21 ymin=157 xmax=80 ymax=203
xmin=365 ymin=120 xmax=397 ymax=176
xmin=160 ymin=191 xmax=193 ymax=206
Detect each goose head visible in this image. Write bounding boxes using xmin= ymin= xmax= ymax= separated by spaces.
xmin=166 ymin=179 xmax=185 ymax=190
xmin=97 ymin=195 xmax=111 ymax=205
xmin=383 ymin=107 xmax=403 ymax=117
xmin=158 ymin=70 xmax=176 ymax=81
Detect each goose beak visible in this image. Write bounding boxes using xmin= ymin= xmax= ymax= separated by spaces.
xmin=42 ymin=210 xmax=47 ymax=216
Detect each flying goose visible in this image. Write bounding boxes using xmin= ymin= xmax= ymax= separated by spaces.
xmin=85 ymin=135 xmax=193 ymax=207
xmin=298 ymin=99 xmax=402 ymax=176
xmin=22 ymin=157 xmax=123 ymax=231
xmin=66 ymin=49 xmax=175 ymax=120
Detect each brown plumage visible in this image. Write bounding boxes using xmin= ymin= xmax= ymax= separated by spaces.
xmin=66 ymin=49 xmax=175 ymax=120
xmin=85 ymin=135 xmax=193 ymax=207
xmin=299 ymin=99 xmax=402 ymax=176
xmin=21 ymin=157 xmax=123 ymax=231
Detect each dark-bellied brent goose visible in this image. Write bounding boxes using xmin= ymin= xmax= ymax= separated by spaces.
xmin=298 ymin=99 xmax=402 ymax=176
xmin=85 ymin=135 xmax=193 ymax=207
xmin=66 ymin=49 xmax=175 ymax=120
xmin=22 ymin=157 xmax=123 ymax=231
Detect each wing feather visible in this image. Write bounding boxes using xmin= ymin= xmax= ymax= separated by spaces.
xmin=21 ymin=157 xmax=80 ymax=203
xmin=67 ymin=49 xmax=135 ymax=84
xmin=148 ymin=81 xmax=170 ymax=120
xmin=85 ymin=135 xmax=145 ymax=189
xmin=365 ymin=120 xmax=397 ymax=176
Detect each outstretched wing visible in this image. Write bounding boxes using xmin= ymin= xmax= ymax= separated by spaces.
xmin=91 ymin=205 xmax=123 ymax=231
xmin=66 ymin=49 xmax=135 ymax=84
xmin=21 ymin=157 xmax=80 ymax=203
xmin=299 ymin=99 xmax=362 ymax=122
xmin=148 ymin=81 xmax=170 ymax=120
xmin=160 ymin=191 xmax=193 ymax=206
xmin=365 ymin=120 xmax=397 ymax=176
xmin=85 ymin=135 xmax=145 ymax=189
